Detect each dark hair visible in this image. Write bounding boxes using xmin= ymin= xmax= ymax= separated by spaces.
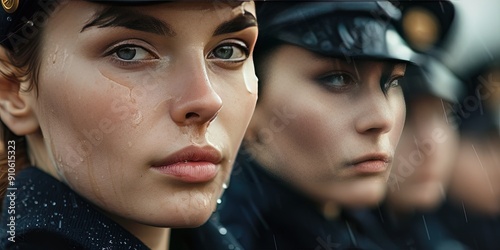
xmin=0 ymin=16 xmax=45 ymax=206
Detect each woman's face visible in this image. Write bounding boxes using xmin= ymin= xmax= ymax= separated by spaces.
xmin=246 ymin=45 xmax=406 ymax=209
xmin=28 ymin=1 xmax=258 ymax=227
xmin=387 ymin=97 xmax=459 ymax=211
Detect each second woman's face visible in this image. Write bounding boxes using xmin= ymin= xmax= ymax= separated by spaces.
xmin=30 ymin=2 xmax=258 ymax=227
xmin=247 ymin=45 xmax=406 ymax=208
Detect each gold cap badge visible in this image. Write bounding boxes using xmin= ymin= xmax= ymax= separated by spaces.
xmin=2 ymin=0 xmax=19 ymax=14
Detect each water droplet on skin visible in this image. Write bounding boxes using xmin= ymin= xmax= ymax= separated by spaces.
xmin=131 ymin=111 xmax=143 ymax=127
xmin=242 ymin=62 xmax=258 ymax=94
xmin=217 ymin=199 xmax=222 ymax=204
xmin=222 ymin=183 xmax=228 ymax=189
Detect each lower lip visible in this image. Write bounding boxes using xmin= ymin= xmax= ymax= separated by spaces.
xmin=350 ymin=160 xmax=388 ymax=174
xmin=152 ymin=162 xmax=219 ymax=183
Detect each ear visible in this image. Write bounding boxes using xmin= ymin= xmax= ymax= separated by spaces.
xmin=0 ymin=46 xmax=39 ymax=136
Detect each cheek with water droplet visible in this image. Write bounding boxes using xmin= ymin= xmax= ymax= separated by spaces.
xmin=242 ymin=58 xmax=258 ymax=95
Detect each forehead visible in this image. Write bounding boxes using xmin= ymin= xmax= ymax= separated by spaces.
xmin=54 ymin=1 xmax=252 ymax=22
xmin=42 ymin=1 xmax=255 ymax=37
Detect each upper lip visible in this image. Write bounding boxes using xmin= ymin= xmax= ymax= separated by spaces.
xmin=152 ymin=145 xmax=223 ymax=167
xmin=348 ymin=153 xmax=391 ymax=166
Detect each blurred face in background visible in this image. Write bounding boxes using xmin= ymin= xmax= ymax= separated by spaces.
xmin=448 ymin=67 xmax=500 ymax=215
xmin=245 ymin=45 xmax=406 ymax=215
xmin=449 ymin=138 xmax=500 ymax=215
xmin=387 ymin=96 xmax=459 ymax=213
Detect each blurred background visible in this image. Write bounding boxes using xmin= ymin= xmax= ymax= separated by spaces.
xmin=391 ymin=1 xmax=500 ymax=249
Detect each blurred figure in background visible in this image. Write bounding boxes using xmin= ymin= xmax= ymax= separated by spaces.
xmin=440 ymin=61 xmax=500 ymax=250
xmin=372 ymin=58 xmax=468 ymax=250
xmin=433 ymin=0 xmax=500 ymax=248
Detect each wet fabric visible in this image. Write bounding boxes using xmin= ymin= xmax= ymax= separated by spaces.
xmin=218 ymin=148 xmax=391 ymax=250
xmin=0 ymin=167 xmax=148 ymax=249
xmin=0 ymin=167 xmax=242 ymax=250
xmin=170 ymin=213 xmax=244 ymax=250
xmin=368 ymin=203 xmax=468 ymax=250
xmin=438 ymin=200 xmax=500 ymax=250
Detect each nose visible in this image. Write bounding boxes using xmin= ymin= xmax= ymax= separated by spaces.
xmin=354 ymin=87 xmax=397 ymax=135
xmin=169 ymin=58 xmax=223 ymax=127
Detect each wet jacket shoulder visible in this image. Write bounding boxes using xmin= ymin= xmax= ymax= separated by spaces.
xmin=370 ymin=202 xmax=468 ymax=250
xmin=438 ymin=200 xmax=500 ymax=250
xmin=0 ymin=167 xmax=148 ymax=250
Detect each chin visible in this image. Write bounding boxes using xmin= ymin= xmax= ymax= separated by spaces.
xmin=147 ymin=207 xmax=215 ymax=228
xmin=142 ymin=191 xmax=219 ymax=228
xmin=338 ymin=180 xmax=388 ymax=208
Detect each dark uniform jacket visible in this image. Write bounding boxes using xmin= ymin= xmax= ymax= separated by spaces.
xmin=369 ymin=203 xmax=468 ymax=250
xmin=0 ymin=167 xmax=242 ymax=250
xmin=438 ymin=200 xmax=500 ymax=250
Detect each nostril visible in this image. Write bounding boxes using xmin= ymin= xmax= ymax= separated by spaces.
xmin=185 ymin=112 xmax=199 ymax=119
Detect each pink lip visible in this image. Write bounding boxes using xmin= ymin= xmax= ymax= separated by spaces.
xmin=152 ymin=146 xmax=223 ymax=183
xmin=348 ymin=153 xmax=391 ymax=174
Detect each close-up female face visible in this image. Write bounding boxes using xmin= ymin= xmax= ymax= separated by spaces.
xmin=246 ymin=45 xmax=406 ymax=210
xmin=387 ymin=97 xmax=459 ymax=211
xmin=18 ymin=1 xmax=258 ymax=228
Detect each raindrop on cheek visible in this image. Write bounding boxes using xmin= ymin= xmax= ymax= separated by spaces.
xmin=242 ymin=62 xmax=258 ymax=95
xmin=131 ymin=111 xmax=143 ymax=127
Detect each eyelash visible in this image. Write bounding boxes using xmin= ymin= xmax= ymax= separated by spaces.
xmin=316 ymin=72 xmax=405 ymax=93
xmin=104 ymin=42 xmax=159 ymax=67
xmin=207 ymin=39 xmax=250 ymax=65
xmin=103 ymin=40 xmax=251 ymax=68
xmin=383 ymin=75 xmax=405 ymax=93
xmin=316 ymin=71 xmax=358 ymax=92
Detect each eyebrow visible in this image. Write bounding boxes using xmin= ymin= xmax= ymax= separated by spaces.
xmin=81 ymin=7 xmax=257 ymax=38
xmin=213 ymin=11 xmax=257 ymax=36
xmin=81 ymin=7 xmax=176 ymax=36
